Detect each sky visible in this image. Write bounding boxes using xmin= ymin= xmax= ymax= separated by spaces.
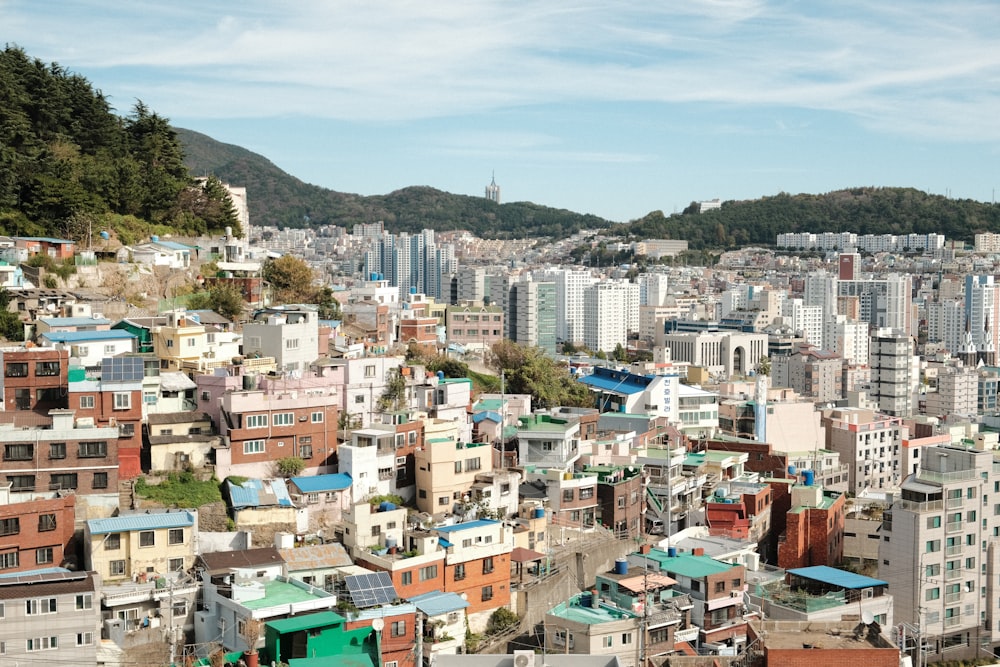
xmin=4 ymin=1 xmax=1000 ymax=222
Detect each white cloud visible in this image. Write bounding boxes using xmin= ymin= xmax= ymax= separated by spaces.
xmin=4 ymin=0 xmax=1000 ymax=141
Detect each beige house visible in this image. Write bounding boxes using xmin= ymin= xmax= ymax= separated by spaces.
xmin=147 ymin=412 xmax=219 ymax=471
xmin=85 ymin=509 xmax=199 ymax=582
xmin=415 ymin=424 xmax=494 ymax=514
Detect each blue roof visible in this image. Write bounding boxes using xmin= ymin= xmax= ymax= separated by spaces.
xmin=289 ymin=473 xmax=352 ymax=493
xmin=18 ymin=236 xmax=74 ymax=244
xmin=227 ymin=478 xmax=294 ymax=509
xmin=437 ymin=538 xmax=452 ymax=549
xmin=472 ymin=410 xmax=502 ymax=424
xmin=409 ymin=590 xmax=469 ymax=616
xmin=41 ymin=329 xmax=136 ymax=343
xmin=87 ymin=511 xmax=196 ymax=534
xmin=577 ymin=367 xmax=652 ymax=395
xmin=0 ymin=567 xmax=71 ymax=579
xmin=155 ymin=240 xmax=192 ymax=251
xmin=434 ymin=519 xmax=499 ymax=533
xmin=39 ymin=316 xmax=112 ymax=327
xmin=787 ymin=566 xmax=888 ymax=589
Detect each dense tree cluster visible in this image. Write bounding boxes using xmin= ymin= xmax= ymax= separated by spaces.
xmin=0 ymin=46 xmax=238 ymax=240
xmin=177 ymin=128 xmax=612 ymax=238
xmin=487 ymin=340 xmax=593 ymax=410
xmin=625 ymin=188 xmax=1000 ymax=249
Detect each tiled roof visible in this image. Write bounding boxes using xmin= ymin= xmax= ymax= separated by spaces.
xmin=0 ymin=570 xmax=95 ymax=600
xmin=198 ymin=547 xmax=284 ymax=573
xmin=87 ymin=510 xmax=196 ymax=534
xmin=279 ymin=542 xmax=353 ymax=571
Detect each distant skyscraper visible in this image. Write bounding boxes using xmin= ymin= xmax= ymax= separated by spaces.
xmin=485 ymin=172 xmax=501 ymax=204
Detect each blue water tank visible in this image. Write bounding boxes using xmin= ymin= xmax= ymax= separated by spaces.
xmin=370 ymin=272 xmax=378 ymax=281
xmin=580 ymin=593 xmax=592 ymax=608
xmin=534 ymin=507 xmax=545 ymax=519
xmin=385 ymin=536 xmax=398 ymax=549
xmin=803 ymin=469 xmax=815 ymax=487
xmin=379 ymin=501 xmax=396 ymax=512
xmin=667 ymin=546 xmax=678 ymax=557
xmin=614 ymin=558 xmax=628 ymax=575
xmin=787 ymin=465 xmax=797 ymax=476
xmin=150 ymin=235 xmax=159 ymax=242
xmin=99 ymin=231 xmax=110 ymax=240
xmin=410 ymin=286 xmax=417 ymax=294
xmin=714 ymin=488 xmax=726 ymax=499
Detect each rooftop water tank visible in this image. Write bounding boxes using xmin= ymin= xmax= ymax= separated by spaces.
xmin=803 ymin=469 xmax=815 ymax=486
xmin=614 ymin=558 xmax=628 ymax=575
xmin=667 ymin=546 xmax=678 ymax=557
xmin=787 ymin=465 xmax=797 ymax=476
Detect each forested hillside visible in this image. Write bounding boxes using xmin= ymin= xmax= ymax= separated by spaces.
xmin=625 ymin=188 xmax=1000 ymax=249
xmin=177 ymin=128 xmax=611 ymax=238
xmin=0 ymin=46 xmax=237 ymax=243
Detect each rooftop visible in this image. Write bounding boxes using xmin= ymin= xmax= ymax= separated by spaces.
xmin=409 ymin=590 xmax=470 ymax=616
xmin=434 ymin=519 xmax=500 ymax=534
xmin=240 ymin=578 xmax=331 ymax=611
xmin=639 ymin=549 xmax=739 ymax=578
xmin=88 ymin=510 xmax=196 ymax=534
xmin=548 ymin=593 xmax=637 ymax=624
xmin=40 ymin=329 xmax=135 ymax=343
xmin=289 ymin=473 xmax=353 ymax=493
xmin=787 ymin=566 xmax=888 ymax=590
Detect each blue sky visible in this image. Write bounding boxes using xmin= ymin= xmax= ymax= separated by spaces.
xmin=5 ymin=1 xmax=1000 ymax=222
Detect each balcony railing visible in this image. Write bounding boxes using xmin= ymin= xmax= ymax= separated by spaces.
xmin=946 ymin=497 xmax=965 ymax=509
xmin=919 ymin=469 xmax=978 ymax=484
xmin=945 ymin=592 xmax=962 ymax=604
xmin=945 ymin=569 xmax=962 ymax=581
xmin=946 ymin=544 xmax=963 ymax=556
xmin=946 ymin=520 xmax=964 ymax=534
xmin=944 ymin=615 xmax=962 ymax=628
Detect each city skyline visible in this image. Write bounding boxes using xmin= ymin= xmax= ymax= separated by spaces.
xmin=5 ymin=1 xmax=1000 ymax=222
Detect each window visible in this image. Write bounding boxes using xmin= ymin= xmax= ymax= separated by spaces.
xmin=386 ymin=662 xmax=399 ymax=667
xmin=172 ymin=601 xmax=187 ymax=617
xmin=454 ymin=563 xmax=466 ymax=581
xmin=26 ymin=598 xmax=57 ymax=614
xmin=465 ymin=458 xmax=481 ymax=472
xmin=438 ymin=496 xmax=448 ymax=506
xmin=0 ymin=551 xmax=18 ymax=569
xmin=77 ymin=632 xmax=94 ymax=646
xmin=483 ymin=556 xmax=495 ymax=574
xmin=35 ymin=361 xmax=60 ymax=376
xmin=563 ymin=489 xmax=574 ymax=502
xmin=0 ymin=518 xmax=18 ymax=536
xmin=365 ymin=365 xmax=376 ymax=378
xmin=106 ymin=533 xmax=121 ymax=550
xmin=8 ymin=474 xmax=34 ymax=491
xmin=113 ymin=392 xmax=131 ymax=410
xmin=715 ymin=581 xmax=726 ymax=593
xmin=927 ymin=539 xmax=941 ymax=553
xmin=311 ymin=411 xmax=324 ymax=423
xmin=927 ymin=587 xmax=940 ymax=601
xmin=246 ymin=414 xmax=268 ymax=428
xmin=273 ymin=412 xmax=294 ymax=426
xmin=93 ymin=472 xmax=108 ymax=489
xmin=49 ymin=442 xmax=66 ymax=459
xmin=579 ymin=487 xmax=594 ymax=500
xmin=4 ymin=362 xmax=27 ymax=377
xmin=169 ymin=528 xmax=184 ymax=545
xmin=36 ymin=547 xmax=53 ymax=564
xmin=186 ymin=338 xmax=196 ymax=347
xmin=51 ymin=473 xmax=78 ymax=490
xmin=165 ymin=339 xmax=174 ymax=348
xmin=139 ymin=531 xmax=155 ymax=547
xmin=618 ymin=495 xmax=626 ymax=508
xmin=38 ymin=514 xmax=56 ymax=532
xmin=76 ymin=594 xmax=92 ymax=610
xmin=244 ymin=439 xmax=265 ymax=455
xmin=928 ymin=516 xmax=942 ymax=528
xmin=391 ymin=620 xmax=406 ymax=637
xmin=110 ymin=560 xmax=126 ymax=576
xmin=419 ymin=565 xmax=438 ymax=581
xmin=622 ymin=632 xmax=633 ymax=645
xmin=299 ymin=444 xmax=313 ymax=459
xmin=4 ymin=443 xmax=32 ymax=461
xmin=603 ymin=636 xmax=613 ymax=648
xmin=482 ymin=585 xmax=493 ymax=601
xmin=455 ymin=461 xmax=463 ymax=474
xmin=401 ymin=571 xmax=412 ymax=585
xmin=79 ymin=441 xmax=107 ymax=458
xmin=26 ymin=637 xmax=58 ymax=651
xmin=285 ymin=338 xmax=299 ymax=349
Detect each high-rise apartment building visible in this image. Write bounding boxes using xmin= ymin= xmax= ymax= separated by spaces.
xmin=870 ymin=331 xmax=916 ymax=416
xmin=543 ymin=267 xmax=594 ymax=344
xmin=509 ymin=279 xmax=556 ymax=354
xmin=583 ymin=281 xmax=629 ymax=354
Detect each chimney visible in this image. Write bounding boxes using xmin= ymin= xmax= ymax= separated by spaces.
xmin=693 ymin=547 xmax=705 ymax=557
xmin=639 ymin=544 xmax=651 ymax=555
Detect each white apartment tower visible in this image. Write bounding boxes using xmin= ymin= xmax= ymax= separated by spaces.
xmin=544 ymin=267 xmax=595 ymax=344
xmin=879 ymin=443 xmax=1000 ymax=662
xmin=966 ymin=275 xmax=1000 ymax=366
xmin=825 ymin=315 xmax=870 ymax=365
xmin=583 ymin=281 xmax=629 ymax=354
xmin=782 ymin=298 xmax=824 ymax=349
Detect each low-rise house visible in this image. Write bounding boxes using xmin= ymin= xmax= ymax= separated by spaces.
xmin=415 ymin=437 xmax=494 ymax=515
xmin=432 ymin=519 xmax=513 ymax=626
xmin=146 ymin=411 xmax=217 ymax=470
xmin=36 ymin=315 xmax=111 ymax=336
xmin=194 ymin=547 xmax=338 ymax=655
xmin=777 ymin=477 xmax=845 ymax=570
xmin=411 ymin=590 xmax=470 ymax=662
xmin=587 ymin=464 xmax=644 ymax=540
xmin=262 ymin=611 xmax=380 ymax=666
xmin=224 ymin=478 xmax=303 ymax=533
xmin=0 ymin=409 xmax=120 ymax=496
xmin=277 ymin=537 xmax=353 ymax=593
xmin=127 ymin=240 xmax=192 ymax=268
xmin=287 ymin=473 xmax=352 ymax=531
xmin=85 ymin=509 xmax=199 ymax=583
xmin=0 ymin=345 xmax=69 ymax=412
xmin=0 ymin=482 xmax=76 ymax=573
xmin=40 ymin=329 xmax=136 ymax=368
xmin=520 ymin=469 xmax=599 ymax=531
xmin=750 ymin=565 xmax=892 ymax=626
xmin=0 ymin=568 xmax=101 ymax=665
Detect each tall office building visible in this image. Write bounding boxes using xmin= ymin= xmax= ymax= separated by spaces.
xmin=879 ymin=443 xmax=1000 ymax=662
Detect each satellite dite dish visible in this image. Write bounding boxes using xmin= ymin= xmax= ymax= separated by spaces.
xmin=371 ymin=618 xmax=385 ymax=632
xmin=862 ymin=611 xmax=875 ymax=625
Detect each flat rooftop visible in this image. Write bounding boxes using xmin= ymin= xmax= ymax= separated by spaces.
xmin=241 ymin=579 xmax=331 ymax=610
xmin=548 ymin=594 xmax=637 ymax=625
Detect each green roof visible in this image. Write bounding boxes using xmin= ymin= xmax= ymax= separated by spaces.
xmin=475 ymin=399 xmax=503 ymax=411
xmin=266 ymin=611 xmax=345 ymax=633
xmin=517 ymin=414 xmax=571 ymax=431
xmin=290 ymin=657 xmax=375 ymax=667
xmin=639 ymin=549 xmax=738 ymax=578
xmin=242 ymin=579 xmax=332 ymax=610
xmin=548 ymin=594 xmax=637 ymax=624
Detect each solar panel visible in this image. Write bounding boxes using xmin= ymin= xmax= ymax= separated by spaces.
xmin=102 ymin=356 xmax=144 ymax=382
xmin=344 ymin=571 xmax=397 ymax=608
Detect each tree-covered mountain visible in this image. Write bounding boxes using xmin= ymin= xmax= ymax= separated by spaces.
xmin=0 ymin=46 xmax=237 ymax=243
xmin=176 ymin=128 xmax=612 ymax=239
xmin=624 ymin=188 xmax=1000 ymax=250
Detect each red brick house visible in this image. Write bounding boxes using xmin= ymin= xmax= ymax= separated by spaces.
xmin=0 ymin=486 xmax=76 ymax=573
xmin=0 ymin=346 xmax=68 ymax=412
xmin=778 ymin=480 xmax=845 ymax=569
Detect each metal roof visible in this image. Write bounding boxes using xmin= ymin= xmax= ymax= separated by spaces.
xmin=227 ymin=478 xmax=294 ymax=508
xmin=409 ymin=590 xmax=469 ymax=616
xmin=266 ymin=610 xmax=345 ymax=633
xmin=41 ymin=329 xmax=135 ymax=343
xmin=577 ymin=367 xmax=651 ymax=395
xmin=88 ymin=510 xmax=196 ymax=534
xmin=39 ymin=316 xmax=111 ymax=326
xmin=289 ymin=474 xmax=352 ymax=493
xmin=434 ymin=519 xmax=499 ymax=533
xmin=787 ymin=566 xmax=888 ymax=589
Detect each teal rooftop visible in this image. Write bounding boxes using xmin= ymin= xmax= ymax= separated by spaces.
xmin=548 ymin=593 xmax=638 ymax=624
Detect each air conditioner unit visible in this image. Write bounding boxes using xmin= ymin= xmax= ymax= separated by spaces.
xmin=299 ymin=415 xmax=307 ymax=421
xmin=513 ymin=650 xmax=534 ymax=667
xmin=731 ymin=590 xmax=743 ymax=599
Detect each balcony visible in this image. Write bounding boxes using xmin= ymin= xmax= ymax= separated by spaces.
xmin=919 ymin=469 xmax=977 ymax=484
xmin=946 ymin=520 xmax=964 ymax=534
xmin=944 ymin=615 xmax=962 ymax=628
xmin=945 ymin=569 xmax=962 ymax=581
xmin=945 ymin=592 xmax=962 ymax=604
xmin=946 ymin=497 xmax=964 ymax=509
xmin=946 ymin=544 xmax=963 ymax=556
